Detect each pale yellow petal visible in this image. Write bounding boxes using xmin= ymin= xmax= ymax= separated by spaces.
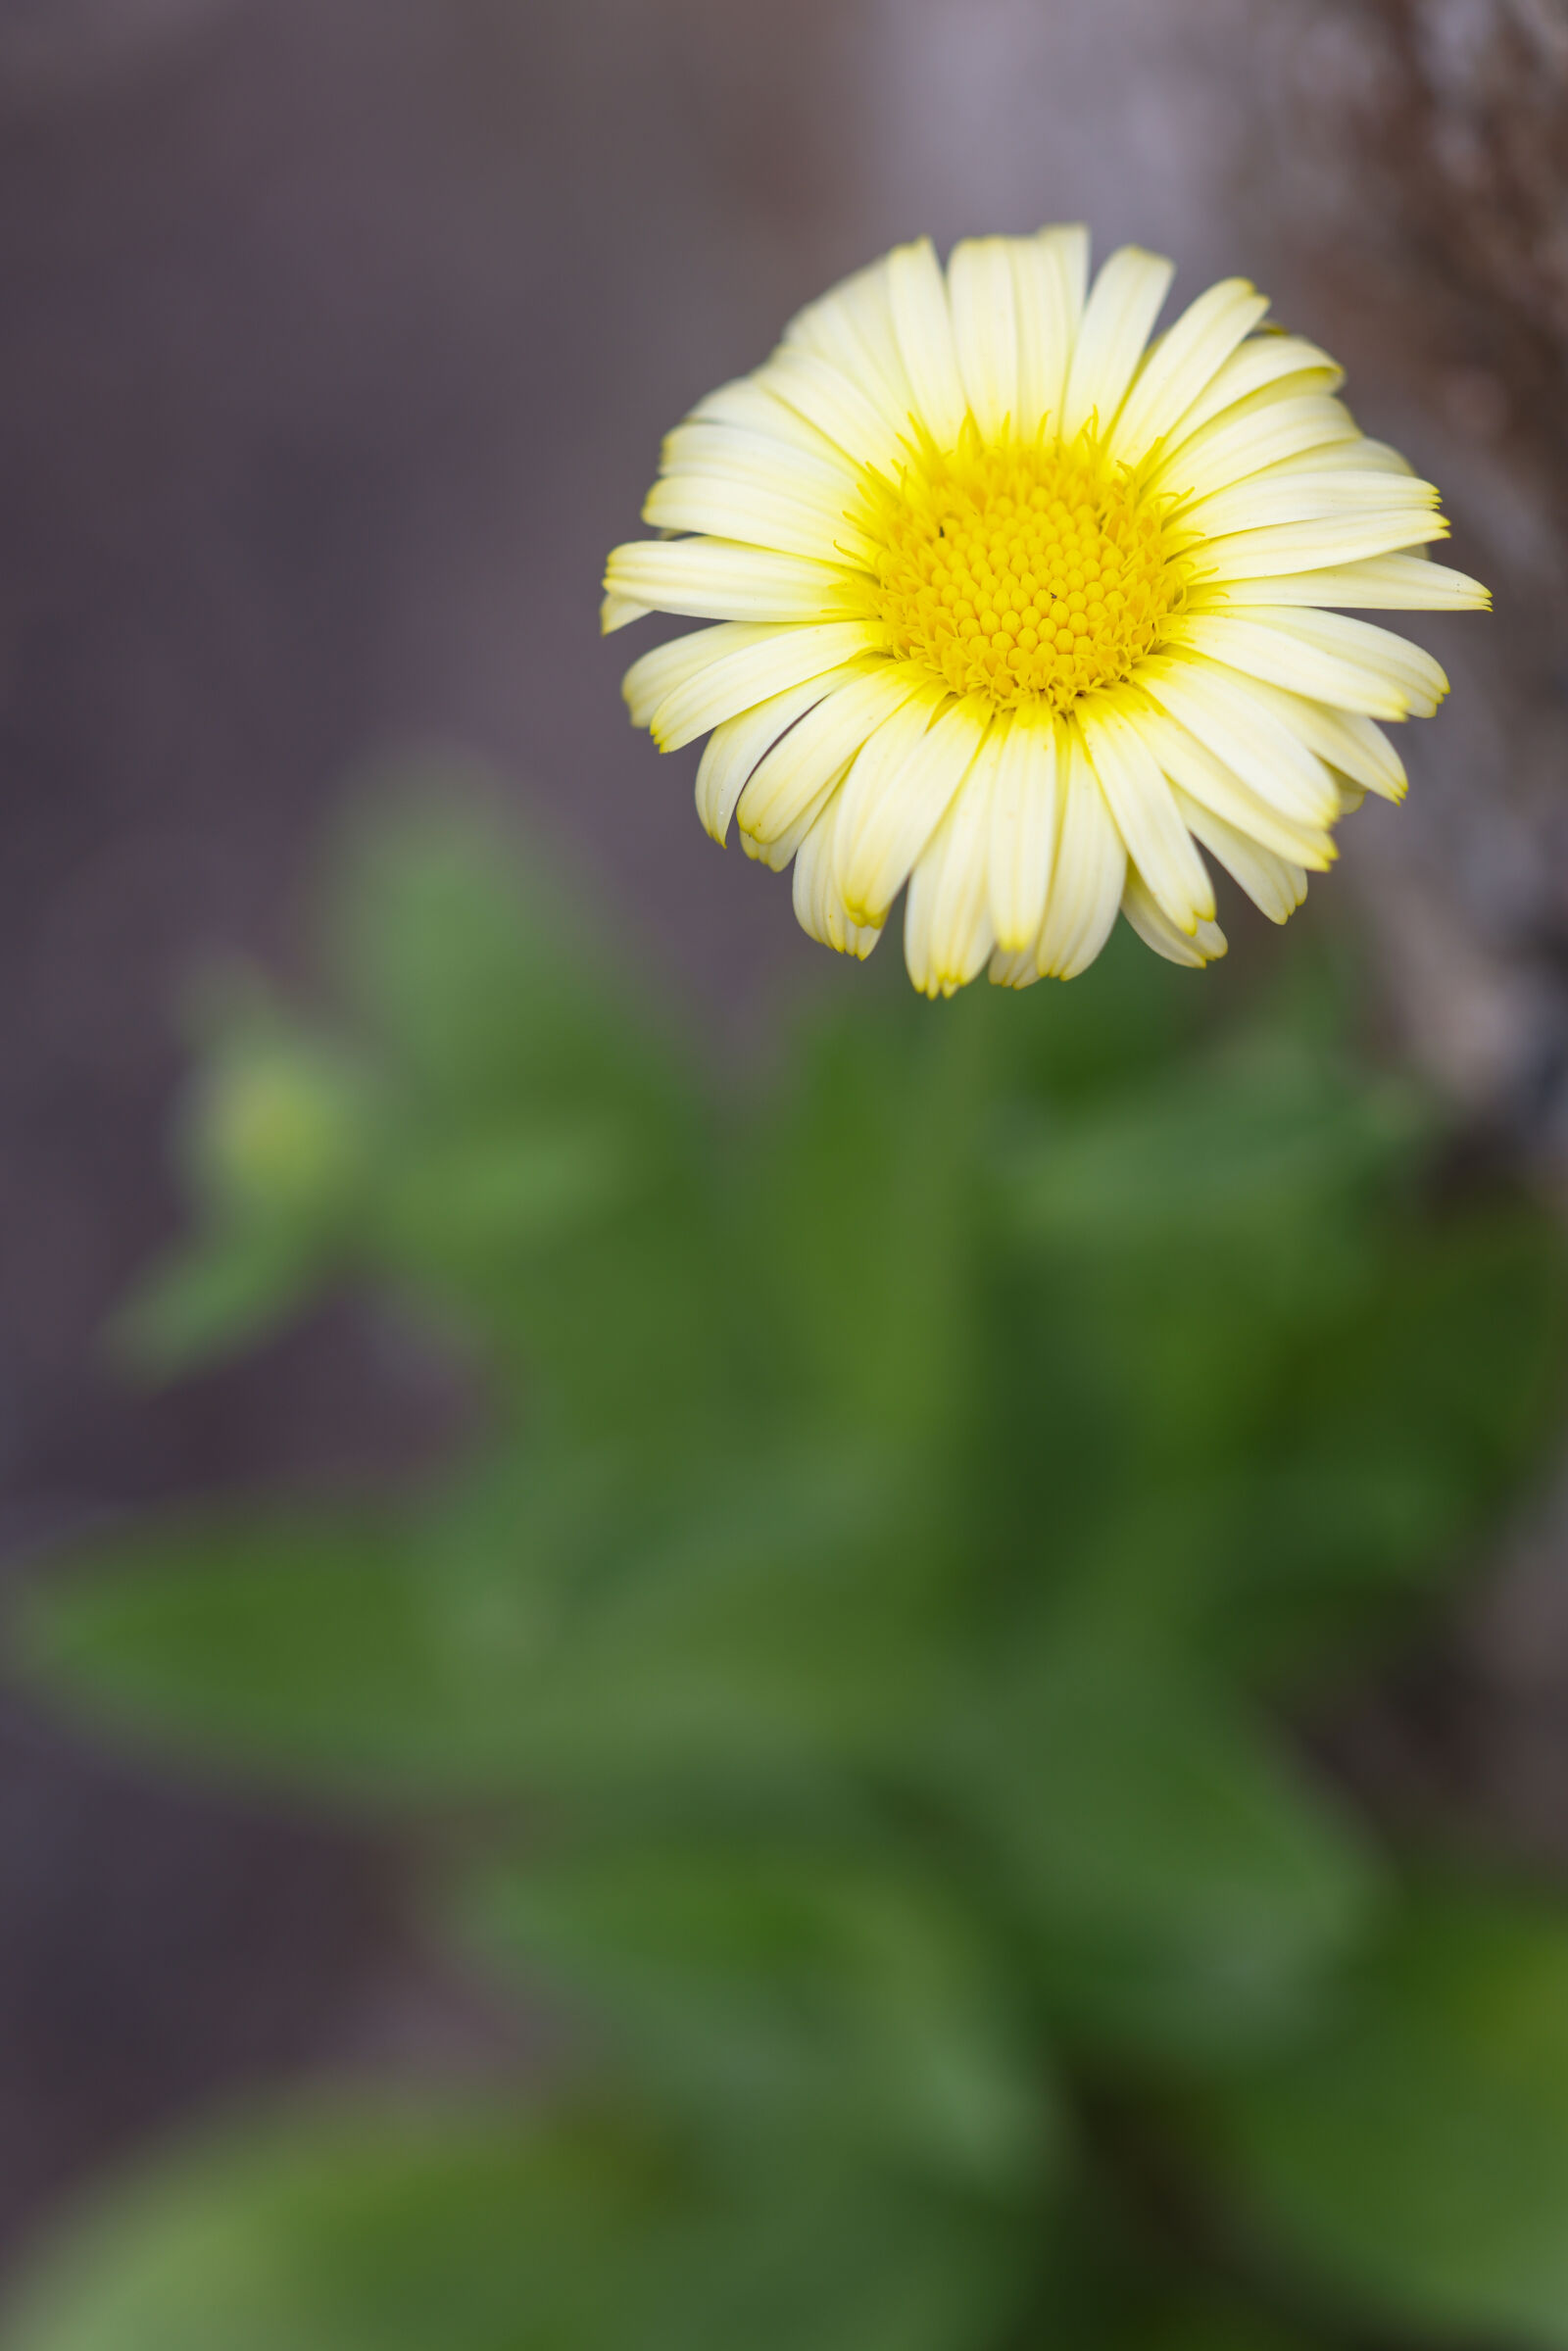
xmin=904 ymin=756 xmax=998 ymax=997
xmin=987 ymin=709 xmax=1061 ymax=952
xmin=758 ymin=348 xmax=906 ymax=472
xmin=1193 ymin=508 xmax=1451 ymax=580
xmin=650 ymin=620 xmax=877 ymax=752
xmin=1080 ymin=699 xmax=1215 ymax=932
xmin=689 ymin=373 xmax=844 ymax=459
xmin=948 ymin=236 xmax=1020 ymax=443
xmin=1036 ymin=724 xmax=1127 ymax=979
xmin=1125 ymin=697 xmax=1336 ymax=869
xmin=783 ymin=254 xmax=917 ymax=436
xmin=1012 ymin=223 xmax=1089 ymax=436
xmin=622 ymin=621 xmax=772 ymax=730
xmin=745 ymin=754 xmax=853 ymax=870
xmin=605 ymin=538 xmax=862 ymax=627
xmin=1165 ymin=610 xmax=1445 ymax=721
xmin=1258 ymin=435 xmax=1415 ymax=480
xmin=1209 ymin=670 xmax=1408 ymax=803
xmin=1136 ymin=655 xmax=1340 ymax=826
xmin=1157 ymin=333 xmax=1344 ymax=454
xmin=1111 ymin=277 xmax=1269 ymax=464
xmin=1170 ymin=789 xmax=1308 ymax=924
xmin=737 ymin=662 xmax=926 ymax=845
xmin=888 ymin=236 xmax=969 ymax=449
xmin=1121 ymin=867 xmax=1228 ymax=966
xmin=1175 ymin=468 xmax=1441 ymax=548
xmin=1188 ymin=554 xmax=1490 ymax=612
xmin=835 ymin=696 xmax=990 ymax=925
xmin=642 ymin=474 xmax=877 ymax=567
xmin=602 ymin=592 xmax=652 ymax=636
xmin=792 ymin=786 xmax=884 ymax=957
xmin=694 ymin=672 xmax=842 ymax=844
xmin=1153 ymin=396 xmax=1360 ymax=506
xmin=1060 ymin=245 xmax=1174 ymax=441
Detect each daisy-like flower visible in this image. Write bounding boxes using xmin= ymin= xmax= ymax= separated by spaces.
xmin=605 ymin=230 xmax=1488 ymax=994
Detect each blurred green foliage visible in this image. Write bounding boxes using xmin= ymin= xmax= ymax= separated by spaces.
xmin=10 ymin=785 xmax=1568 ymax=2350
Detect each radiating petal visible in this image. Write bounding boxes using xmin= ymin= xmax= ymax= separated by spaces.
xmin=689 ymin=373 xmax=845 ymax=459
xmin=835 ymin=695 xmax=990 ymax=924
xmin=649 ymin=621 xmax=877 ymax=752
xmin=642 ymin=473 xmax=878 ymax=566
xmin=1080 ymin=699 xmax=1215 ymax=932
xmin=1012 ymin=223 xmax=1089 ymax=436
xmin=1201 ymin=607 xmax=1447 ymax=715
xmin=695 ymin=672 xmax=843 ymax=844
xmin=1175 ymin=468 xmax=1442 ymax=547
xmin=758 ymin=348 xmax=906 ymax=472
xmin=1122 ymin=866 xmax=1227 ymax=966
xmin=1060 ymin=246 xmax=1175 ymax=441
xmin=622 ymin=621 xmax=773 ymax=729
xmin=905 ymin=755 xmax=999 ymax=997
xmin=783 ymin=253 xmax=917 ymax=435
xmin=1156 ymin=333 xmax=1344 ymax=454
xmin=661 ymin=419 xmax=860 ymax=500
xmin=987 ymin=709 xmax=1061 ymax=952
xmin=1136 ymin=655 xmax=1341 ymax=826
xmin=1187 ymin=554 xmax=1490 ymax=611
xmin=1193 ymin=508 xmax=1451 ymax=579
xmin=605 ymin=539 xmax=865 ymax=627
xmin=1152 ymin=396 xmax=1360 ymax=506
xmin=1171 ymin=789 xmax=1308 ymax=924
xmin=1210 ymin=670 xmax=1409 ymax=802
xmin=737 ymin=663 xmax=927 ymax=846
xmin=888 ymin=237 xmax=969 ymax=450
xmin=1035 ymin=724 xmax=1127 ymax=978
xmin=793 ymin=786 xmax=884 ymax=957
xmin=1258 ymin=435 xmax=1415 ymax=480
xmin=1126 ymin=696 xmax=1336 ymax=869
xmin=1166 ymin=609 xmax=1446 ymax=720
xmin=602 ymin=592 xmax=652 ymax=635
xmin=948 ymin=236 xmax=1021 ymax=443
xmin=1112 ymin=276 xmax=1269 ymax=463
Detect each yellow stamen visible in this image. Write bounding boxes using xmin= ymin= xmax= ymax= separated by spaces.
xmin=861 ymin=423 xmax=1182 ymax=714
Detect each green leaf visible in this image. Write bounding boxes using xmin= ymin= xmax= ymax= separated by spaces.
xmin=12 ymin=1510 xmax=496 ymax=1801
xmin=3 ymin=2101 xmax=1029 ymax=2351
xmin=107 ymin=1229 xmax=325 ymax=1382
xmin=3 ymin=2104 xmax=657 ymax=2351
xmin=739 ymin=996 xmax=993 ymax=1453
xmin=948 ymin=1645 xmax=1379 ymax=2067
xmin=320 ymin=787 xmax=693 ymax=1134
xmin=464 ymin=1834 xmax=1051 ymax=2191
xmin=13 ymin=1448 xmax=949 ymax=1802
xmin=1211 ymin=1881 xmax=1568 ymax=2347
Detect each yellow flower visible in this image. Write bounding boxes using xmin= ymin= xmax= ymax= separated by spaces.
xmin=605 ymin=231 xmax=1488 ymax=994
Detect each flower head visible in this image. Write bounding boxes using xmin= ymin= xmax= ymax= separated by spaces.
xmin=605 ymin=231 xmax=1488 ymax=994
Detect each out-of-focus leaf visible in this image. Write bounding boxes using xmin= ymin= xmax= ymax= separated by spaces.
xmin=15 ymin=1449 xmax=947 ymax=1801
xmin=1226 ymin=1208 xmax=1568 ymax=1680
xmin=1001 ymin=1038 xmax=1420 ymax=1263
xmin=739 ymin=998 xmax=993 ymax=1453
xmin=321 ymin=788 xmax=693 ymax=1132
xmin=464 ymin=1835 xmax=1050 ymax=2191
xmin=2 ymin=2104 xmax=652 ymax=2351
xmin=107 ymin=1230 xmax=324 ymax=1381
xmin=3 ymin=2101 xmax=1028 ymax=2351
xmin=1210 ymin=1882 xmax=1568 ymax=2348
xmin=13 ymin=1511 xmax=494 ymax=1801
xmin=949 ymin=1644 xmax=1378 ymax=2067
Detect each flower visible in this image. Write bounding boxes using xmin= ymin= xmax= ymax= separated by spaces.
xmin=605 ymin=230 xmax=1488 ymax=994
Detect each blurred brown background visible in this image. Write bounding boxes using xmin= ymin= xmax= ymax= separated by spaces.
xmin=0 ymin=0 xmax=1565 ymax=2279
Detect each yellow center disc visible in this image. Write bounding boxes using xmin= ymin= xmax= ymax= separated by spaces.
xmin=863 ymin=427 xmax=1181 ymax=714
